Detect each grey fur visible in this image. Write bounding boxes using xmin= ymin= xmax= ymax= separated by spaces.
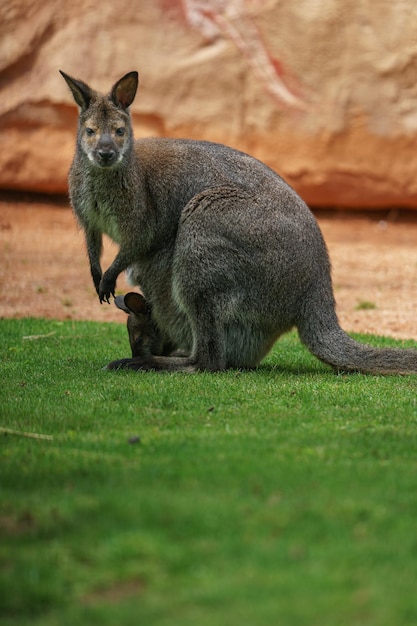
xmin=61 ymin=70 xmax=417 ymax=374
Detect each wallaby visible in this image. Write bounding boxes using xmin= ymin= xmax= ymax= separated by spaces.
xmin=114 ymin=291 xmax=176 ymax=360
xmin=61 ymin=69 xmax=417 ymax=374
xmin=114 ymin=292 xmax=161 ymax=359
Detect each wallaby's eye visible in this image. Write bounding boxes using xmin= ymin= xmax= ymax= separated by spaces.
xmin=85 ymin=127 xmax=95 ymax=136
xmin=115 ymin=127 xmax=125 ymax=136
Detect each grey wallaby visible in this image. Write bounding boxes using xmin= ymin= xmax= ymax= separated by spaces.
xmin=61 ymin=69 xmax=417 ymax=374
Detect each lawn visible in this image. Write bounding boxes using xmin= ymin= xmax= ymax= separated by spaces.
xmin=2 ymin=317 xmax=417 ymax=625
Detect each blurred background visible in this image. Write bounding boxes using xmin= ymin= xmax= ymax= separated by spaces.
xmin=1 ymin=0 xmax=417 ymax=335
xmin=2 ymin=0 xmax=417 ymax=207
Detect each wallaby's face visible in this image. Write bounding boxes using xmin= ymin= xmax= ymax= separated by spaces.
xmin=79 ymin=101 xmax=131 ymax=168
xmin=60 ymin=70 xmax=138 ymax=169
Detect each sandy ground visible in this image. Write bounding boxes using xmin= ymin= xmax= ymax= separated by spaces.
xmin=1 ymin=194 xmax=417 ymax=340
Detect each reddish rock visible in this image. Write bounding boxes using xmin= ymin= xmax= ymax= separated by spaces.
xmin=1 ymin=0 xmax=417 ymax=207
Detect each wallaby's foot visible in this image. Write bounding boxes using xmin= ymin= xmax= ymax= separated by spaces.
xmin=104 ymin=357 xmax=139 ymax=370
xmin=104 ymin=355 xmax=197 ymax=372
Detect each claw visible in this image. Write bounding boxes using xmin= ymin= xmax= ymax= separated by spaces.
xmin=98 ymin=274 xmax=116 ymax=304
xmin=99 ymin=290 xmax=113 ymax=304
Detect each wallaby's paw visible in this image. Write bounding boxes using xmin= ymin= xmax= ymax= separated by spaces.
xmin=98 ymin=276 xmax=116 ymax=304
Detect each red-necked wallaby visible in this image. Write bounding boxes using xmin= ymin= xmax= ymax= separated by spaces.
xmin=61 ymin=69 xmax=417 ymax=374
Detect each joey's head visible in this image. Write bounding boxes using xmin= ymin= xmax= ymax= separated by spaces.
xmin=60 ymin=70 xmax=138 ymax=168
xmin=114 ymin=292 xmax=156 ymax=358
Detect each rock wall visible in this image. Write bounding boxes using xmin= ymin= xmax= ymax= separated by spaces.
xmin=2 ymin=0 xmax=417 ymax=208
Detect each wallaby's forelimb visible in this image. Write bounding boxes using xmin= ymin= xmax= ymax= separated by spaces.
xmin=100 ymin=250 xmax=133 ymax=303
xmin=85 ymin=228 xmax=103 ymax=296
xmin=61 ymin=69 xmax=139 ymax=303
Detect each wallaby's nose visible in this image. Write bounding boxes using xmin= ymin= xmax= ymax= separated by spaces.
xmin=98 ymin=148 xmax=115 ymax=164
xmin=96 ymin=133 xmax=116 ymax=165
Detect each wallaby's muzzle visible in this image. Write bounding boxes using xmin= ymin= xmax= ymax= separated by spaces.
xmin=95 ymin=133 xmax=118 ymax=167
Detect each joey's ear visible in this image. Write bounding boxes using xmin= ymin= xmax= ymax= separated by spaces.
xmin=114 ymin=294 xmax=131 ymax=314
xmin=59 ymin=70 xmax=93 ymax=110
xmin=110 ymin=71 xmax=139 ymax=109
xmin=124 ymin=292 xmax=149 ymax=316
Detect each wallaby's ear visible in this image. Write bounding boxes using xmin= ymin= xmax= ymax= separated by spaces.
xmin=60 ymin=70 xmax=93 ymax=111
xmin=114 ymin=294 xmax=131 ymax=314
xmin=110 ymin=71 xmax=139 ymax=109
xmin=124 ymin=292 xmax=148 ymax=316
xmin=114 ymin=292 xmax=148 ymax=316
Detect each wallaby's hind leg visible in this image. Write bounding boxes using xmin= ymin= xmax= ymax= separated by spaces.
xmin=182 ymin=295 xmax=227 ymax=371
xmin=171 ymin=188 xmax=282 ymax=371
xmin=108 ymin=186 xmax=314 ymax=374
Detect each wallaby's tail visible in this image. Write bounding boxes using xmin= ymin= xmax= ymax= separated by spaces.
xmin=297 ymin=286 xmax=417 ymax=375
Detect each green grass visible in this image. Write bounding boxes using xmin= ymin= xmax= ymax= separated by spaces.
xmin=2 ymin=317 xmax=417 ymax=626
xmin=355 ymin=300 xmax=377 ymax=311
